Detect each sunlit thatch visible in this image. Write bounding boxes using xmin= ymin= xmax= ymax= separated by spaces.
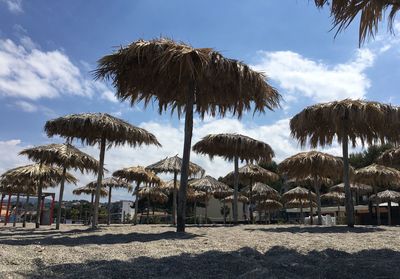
xmin=290 ymin=99 xmax=399 ymax=148
xmin=189 ymin=175 xmax=229 ymax=193
xmin=223 ymin=194 xmax=249 ymax=203
xmin=86 ymin=177 xmax=132 ymax=191
xmin=146 ymin=155 xmax=204 ymax=177
xmin=137 ymin=185 xmax=168 ymax=203
xmin=19 ymin=143 xmax=99 ymax=173
xmin=193 ymin=134 xmax=274 ymax=163
xmin=256 ymin=199 xmax=283 ymax=211
xmin=223 ymin=164 xmax=279 ymax=184
xmin=94 ymin=38 xmax=280 ymax=118
xmin=321 ymin=192 xmax=346 ymax=203
xmin=369 ymin=189 xmax=400 ymax=203
xmin=314 ymin=0 xmax=400 ymax=44
xmin=285 ymin=198 xmax=317 ymax=209
xmin=281 ymin=186 xmax=316 ymax=203
xmin=113 ymin=166 xmax=161 ymax=185
xmin=376 ymin=147 xmax=400 ymax=169
xmin=45 ymin=113 xmax=161 ymax=148
xmin=330 ymin=182 xmax=373 ymax=194
xmin=73 ymin=186 xmax=108 ymax=197
xmin=287 ymin=176 xmax=334 ymax=188
xmin=279 ymin=151 xmax=343 ymax=180
xmin=354 ymin=164 xmax=400 ymax=187
xmin=241 ymin=182 xmax=280 ymax=200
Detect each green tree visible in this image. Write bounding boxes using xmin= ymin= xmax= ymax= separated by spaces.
xmin=349 ymin=144 xmax=393 ymax=169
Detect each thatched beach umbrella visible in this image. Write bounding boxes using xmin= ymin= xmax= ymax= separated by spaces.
xmin=1 ymin=164 xmax=77 ymax=228
xmin=95 ymin=38 xmax=281 ymax=232
xmin=290 ymin=99 xmax=398 ymax=227
xmin=193 ymin=134 xmax=275 ymax=224
xmin=189 ymin=175 xmax=230 ymax=224
xmin=86 ymin=177 xmax=132 ymax=225
xmin=285 ymin=197 xmax=318 ymax=222
xmin=45 ymin=113 xmax=160 ymax=229
xmin=287 ymin=176 xmax=334 ymax=189
xmin=377 ymin=147 xmax=400 ymax=169
xmin=321 ymin=191 xmax=346 ymax=214
xmin=354 ymin=163 xmax=400 ymax=225
xmin=223 ymin=163 xmax=279 ymax=223
xmin=242 ymin=182 xmax=280 ymax=201
xmin=279 ymin=151 xmax=343 ymax=225
xmin=20 ymin=143 xmax=99 ymax=229
xmin=146 ymin=155 xmax=204 ymax=225
xmin=186 ymin=189 xmax=207 ymax=224
xmin=256 ymin=199 xmax=283 ymax=224
xmin=137 ymin=185 xmax=168 ymax=222
xmin=330 ymin=182 xmax=373 ymax=205
xmin=282 ymin=186 xmax=316 ymax=222
xmin=113 ymin=166 xmax=161 ymax=225
xmin=370 ymin=190 xmax=400 ymax=225
xmin=73 ymin=185 xmax=108 ymax=225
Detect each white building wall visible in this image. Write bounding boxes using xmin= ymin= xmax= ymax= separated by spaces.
xmin=120 ymin=200 xmax=135 ymax=222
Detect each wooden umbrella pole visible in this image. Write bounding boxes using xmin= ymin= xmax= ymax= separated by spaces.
xmin=4 ymin=193 xmax=11 ymax=226
xmin=223 ymin=199 xmax=226 ymax=225
xmin=107 ymin=186 xmax=112 ymax=225
xmin=388 ymin=201 xmax=392 ymax=226
xmin=173 ymin=171 xmax=177 ymax=225
xmin=314 ymin=176 xmax=322 ymax=225
xmin=233 ymin=156 xmax=239 ymax=224
xmin=23 ymin=194 xmax=30 ymax=228
xmin=0 ymin=193 xmax=4 ymax=220
xmin=205 ymin=197 xmax=208 ymax=224
xmin=308 ymin=190 xmax=314 ymax=225
xmin=56 ymin=168 xmax=67 ymax=230
xmin=250 ymin=180 xmax=254 ymax=224
xmin=93 ymin=135 xmax=106 ymax=229
xmin=90 ymin=192 xmax=94 ymax=226
xmin=134 ymin=182 xmax=140 ymax=225
xmin=13 ymin=193 xmax=20 ymax=227
xmin=194 ymin=199 xmax=197 ymax=225
xmin=35 ymin=177 xmax=43 ymax=229
xmin=342 ymin=131 xmax=355 ymax=227
xmin=49 ymin=194 xmax=55 ymax=225
xmin=40 ymin=196 xmax=45 ymax=226
xmin=300 ymin=202 xmax=304 ymax=224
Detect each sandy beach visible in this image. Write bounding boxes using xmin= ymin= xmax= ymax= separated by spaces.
xmin=1 ymin=224 xmax=399 ymax=278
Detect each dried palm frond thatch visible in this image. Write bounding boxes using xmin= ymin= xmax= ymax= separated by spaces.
xmin=287 ymin=176 xmax=334 ymax=188
xmin=193 ymin=134 xmax=274 ymax=163
xmin=194 ymin=134 xmax=275 ymax=224
xmin=321 ymin=192 xmax=346 ymax=203
xmin=241 ymin=182 xmax=280 ymax=201
xmin=146 ymin=155 xmax=204 ymax=226
xmin=314 ymin=0 xmax=400 ymax=45
xmin=330 ymin=182 xmax=373 ymax=194
xmin=354 ymin=164 xmax=400 ymax=187
xmin=376 ymin=147 xmax=400 ymax=169
xmin=20 ymin=143 xmax=99 ymax=229
xmin=223 ymin=164 xmax=279 ymax=184
xmin=257 ymin=199 xmax=283 ymax=211
xmin=95 ymin=38 xmax=281 ymax=232
xmin=223 ymin=194 xmax=249 ymax=204
xmin=370 ymin=189 xmax=400 ymax=225
xmin=45 ymin=113 xmax=160 ymax=229
xmin=73 ymin=186 xmax=108 ymax=197
xmin=186 ymin=189 xmax=207 ymax=203
xmin=189 ymin=175 xmax=230 ymax=193
xmin=1 ymin=164 xmax=77 ymax=228
xmin=285 ymin=198 xmax=317 ymax=209
xmin=281 ymin=186 xmax=316 ymax=203
xmin=290 ymin=99 xmax=399 ymax=227
xmin=113 ymin=166 xmax=161 ymax=225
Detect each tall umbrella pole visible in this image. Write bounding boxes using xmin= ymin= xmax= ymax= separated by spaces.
xmin=13 ymin=193 xmax=20 ymax=227
xmin=342 ymin=132 xmax=355 ymax=227
xmin=314 ymin=176 xmax=322 ymax=225
xmin=107 ymin=186 xmax=112 ymax=225
xmin=93 ymin=136 xmax=106 ymax=229
xmin=134 ymin=182 xmax=141 ymax=225
xmin=0 ymin=193 xmax=4 ymax=219
xmin=249 ymin=179 xmax=254 ymax=224
xmin=173 ymin=171 xmax=177 ymax=225
xmin=35 ymin=177 xmax=43 ymax=229
xmin=194 ymin=199 xmax=197 ymax=225
xmin=388 ymin=201 xmax=392 ymax=226
xmin=90 ymin=192 xmax=94 ymax=225
xmin=300 ymin=202 xmax=304 ymax=224
xmin=233 ymin=155 xmax=239 ymax=224
xmin=223 ymin=199 xmax=226 ymax=225
xmin=23 ymin=194 xmax=29 ymax=227
xmin=177 ymin=83 xmax=195 ymax=233
xmin=49 ymin=194 xmax=55 ymax=225
xmin=374 ymin=187 xmax=381 ymax=225
xmin=4 ymin=193 xmax=11 ymax=225
xmin=205 ymin=196 xmax=208 ymax=224
xmin=56 ymin=167 xmax=67 ymax=230
xmin=308 ymin=190 xmax=314 ymax=225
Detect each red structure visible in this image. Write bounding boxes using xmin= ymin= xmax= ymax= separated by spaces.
xmin=4 ymin=194 xmax=11 ymax=225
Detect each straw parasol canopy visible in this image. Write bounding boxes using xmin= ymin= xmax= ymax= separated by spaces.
xmin=189 ymin=175 xmax=229 ymax=193
xmin=45 ymin=113 xmax=160 ymax=229
xmin=137 ymin=185 xmax=168 ymax=203
xmin=146 ymin=155 xmax=204 ymax=226
xmin=290 ymin=99 xmax=399 ymax=227
xmin=193 ymin=134 xmax=275 ymax=225
xmin=321 ymin=192 xmax=346 ymax=203
xmin=186 ymin=189 xmax=207 ymax=203
xmin=223 ymin=194 xmax=249 ymax=204
xmin=376 ymin=147 xmax=400 ymax=169
xmin=330 ymin=182 xmax=373 ymax=194
xmin=87 ymin=177 xmax=132 ymax=225
xmin=223 ymin=164 xmax=279 ymax=184
xmin=20 ymin=143 xmax=99 ymax=229
xmin=282 ymin=186 xmax=316 ymax=203
xmin=287 ymin=176 xmax=334 ymax=188
xmin=285 ymin=198 xmax=317 ymax=209
xmin=73 ymin=186 xmax=108 ymax=197
xmin=113 ymin=166 xmax=161 ymax=225
xmin=95 ymin=38 xmax=281 ymax=232
xmin=1 ymin=164 xmax=77 ymax=228
xmin=160 ymin=179 xmax=178 ymax=193
xmin=354 ymin=164 xmax=400 ymax=187
xmin=370 ymin=190 xmax=400 ymax=225
xmin=241 ymin=182 xmax=280 ymax=201
xmin=257 ymin=199 xmax=283 ymax=211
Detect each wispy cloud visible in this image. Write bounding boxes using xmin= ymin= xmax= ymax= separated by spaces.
xmin=1 ymin=0 xmax=23 ymax=13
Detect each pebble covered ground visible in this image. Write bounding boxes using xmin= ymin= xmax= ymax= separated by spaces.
xmin=1 ymin=224 xmax=400 ymax=278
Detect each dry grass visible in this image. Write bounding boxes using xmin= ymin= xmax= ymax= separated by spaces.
xmin=1 ymin=224 xmax=400 ymax=278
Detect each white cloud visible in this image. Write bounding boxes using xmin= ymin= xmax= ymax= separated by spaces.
xmin=1 ymin=0 xmax=23 ymax=13
xmin=14 ymin=100 xmax=37 ymax=112
xmin=253 ymin=49 xmax=374 ymax=103
xmin=0 ymin=37 xmax=114 ymax=103
xmin=101 ymin=90 xmax=118 ymax=103
xmin=0 ymin=139 xmax=30 ymax=174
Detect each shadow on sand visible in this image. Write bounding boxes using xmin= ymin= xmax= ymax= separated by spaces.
xmin=244 ymin=226 xmax=385 ymax=234
xmin=0 ymin=230 xmax=200 ymax=246
xmin=15 ymin=246 xmax=400 ymax=279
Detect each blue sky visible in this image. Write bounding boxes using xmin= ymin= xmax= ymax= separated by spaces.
xmin=1 ymin=0 xmax=399 ymax=201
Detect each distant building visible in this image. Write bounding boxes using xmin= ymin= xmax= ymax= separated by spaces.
xmin=111 ymin=200 xmax=135 ymax=223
